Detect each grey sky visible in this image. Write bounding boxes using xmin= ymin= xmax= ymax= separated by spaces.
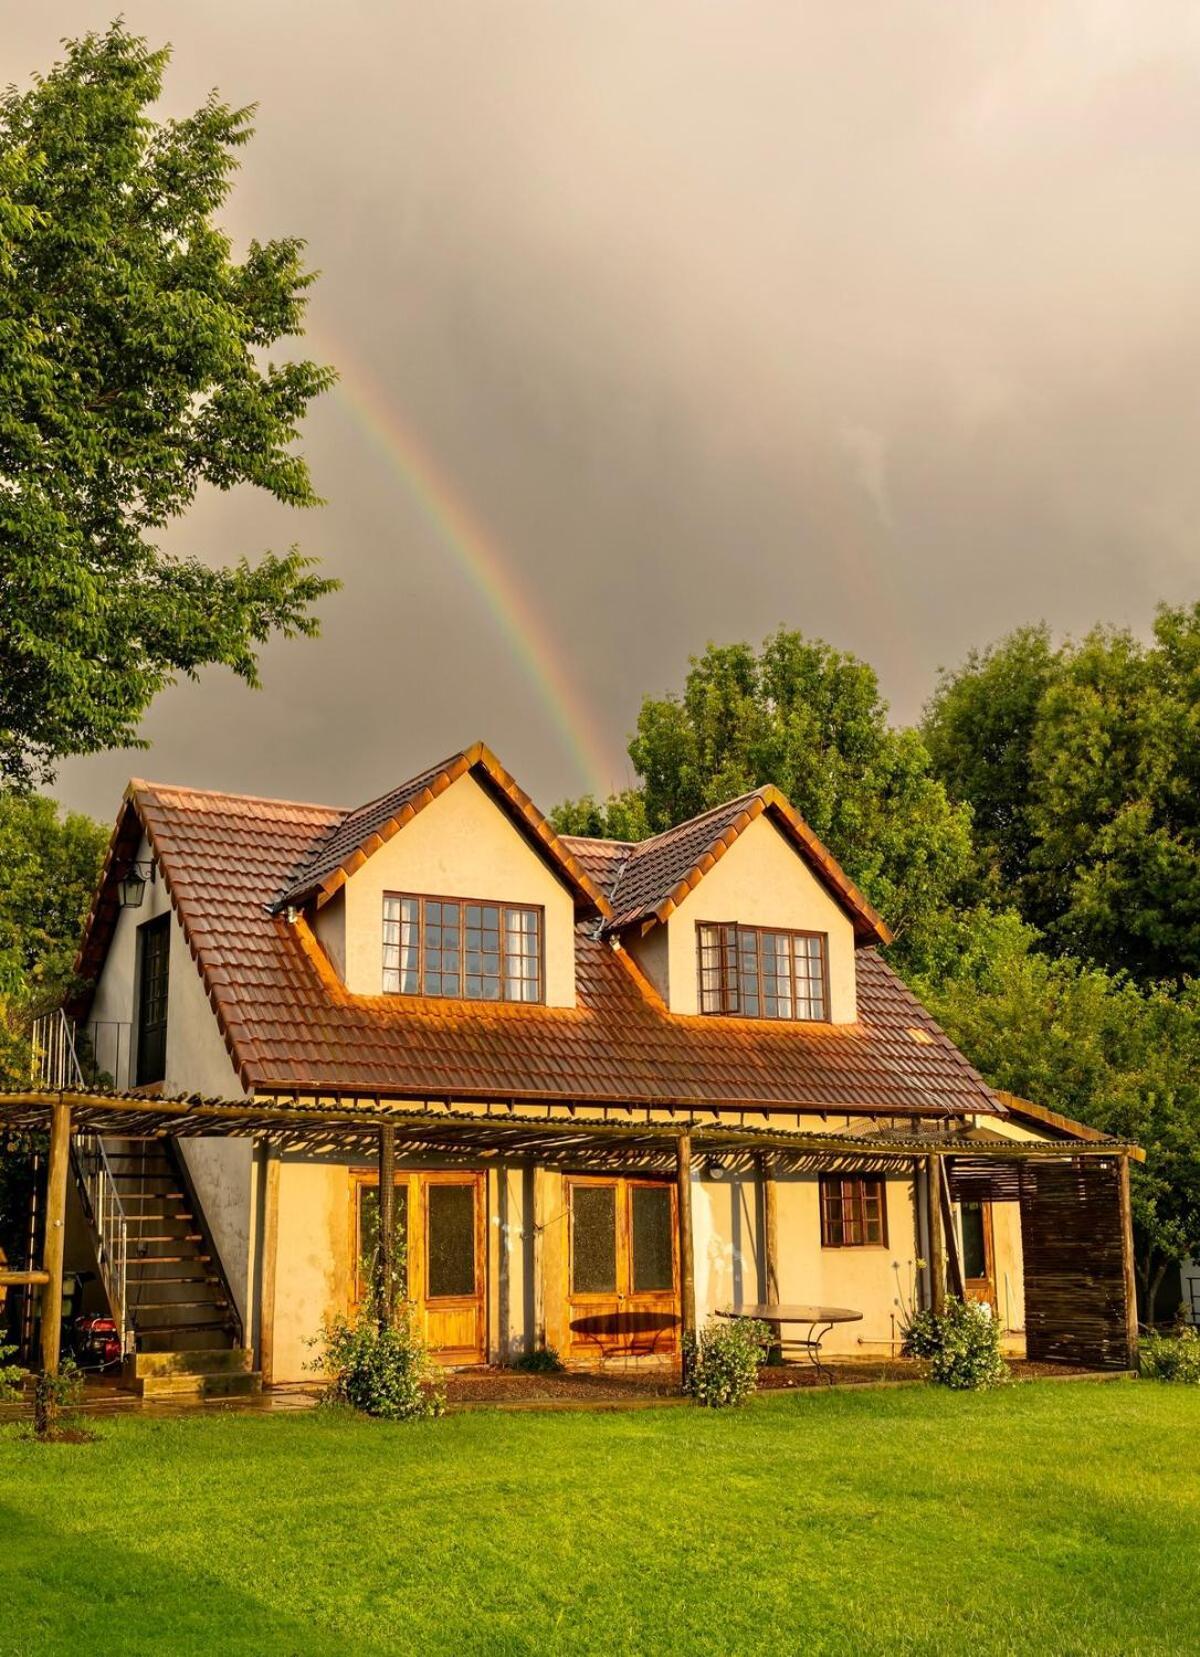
xmin=6 ymin=2 xmax=1200 ymax=824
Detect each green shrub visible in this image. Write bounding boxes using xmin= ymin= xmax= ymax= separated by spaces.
xmin=1139 ymin=1325 xmax=1200 ymax=1383
xmin=683 ymin=1318 xmax=771 ymax=1408
xmin=902 ymin=1297 xmax=1009 ymax=1391
xmin=0 ymin=1341 xmax=22 ymax=1402
xmin=309 ymin=1302 xmax=445 ymax=1421
xmin=513 ymin=1345 xmax=564 ymax=1374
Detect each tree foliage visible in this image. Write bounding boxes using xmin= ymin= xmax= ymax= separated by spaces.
xmin=553 ymin=631 xmax=975 ymax=968
xmin=915 ymin=910 xmax=1200 ymax=1317
xmin=924 ymin=604 xmax=1200 ymax=981
xmin=0 ymin=23 xmax=337 ymax=787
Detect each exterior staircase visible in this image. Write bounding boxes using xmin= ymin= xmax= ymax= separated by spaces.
xmin=36 ymin=1009 xmax=260 ymax=1398
xmin=94 ymin=1138 xmax=261 ymax=1400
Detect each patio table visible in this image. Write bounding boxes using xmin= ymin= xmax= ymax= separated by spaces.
xmin=716 ymin=1303 xmax=863 ymax=1384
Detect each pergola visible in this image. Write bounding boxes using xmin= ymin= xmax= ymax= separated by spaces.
xmin=0 ymin=1086 xmax=1144 ymax=1379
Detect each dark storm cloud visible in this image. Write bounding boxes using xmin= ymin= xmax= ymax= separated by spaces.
xmin=5 ymin=2 xmax=1199 ymax=822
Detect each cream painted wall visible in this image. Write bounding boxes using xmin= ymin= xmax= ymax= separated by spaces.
xmin=693 ymin=1174 xmax=762 ymax=1317
xmin=646 ymin=814 xmax=858 ymax=1021
xmin=771 ymin=1173 xmax=919 ymax=1355
xmin=336 ymin=773 xmax=577 ymax=1006
xmin=85 ymin=830 xmax=255 ymax=1322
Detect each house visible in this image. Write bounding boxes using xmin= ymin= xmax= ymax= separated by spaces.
xmin=5 ymin=743 xmax=1142 ymax=1395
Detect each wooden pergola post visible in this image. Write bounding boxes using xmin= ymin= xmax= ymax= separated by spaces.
xmin=759 ymin=1152 xmax=780 ymax=1304
xmin=1117 ymin=1155 xmax=1140 ymax=1368
xmin=925 ymin=1155 xmax=947 ymax=1316
xmin=376 ymin=1122 xmax=397 ymax=1328
xmin=676 ymin=1132 xmax=696 ymax=1377
xmin=39 ymin=1101 xmax=72 ymax=1376
xmin=939 ymin=1159 xmax=966 ymax=1302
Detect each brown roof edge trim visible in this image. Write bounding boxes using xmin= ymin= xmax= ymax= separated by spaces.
xmin=284 ymin=742 xmax=613 ymax=921
xmin=996 ymin=1091 xmax=1144 ymax=1158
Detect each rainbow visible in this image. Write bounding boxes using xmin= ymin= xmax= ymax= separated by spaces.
xmin=316 ymin=335 xmax=616 ymax=801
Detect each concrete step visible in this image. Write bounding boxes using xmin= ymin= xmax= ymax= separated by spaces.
xmin=125 ymin=1347 xmax=255 ymax=1382
xmin=126 ymin=1370 xmax=263 ymax=1401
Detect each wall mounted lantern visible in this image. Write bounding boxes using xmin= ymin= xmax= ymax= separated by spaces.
xmin=118 ymin=859 xmax=156 ymax=909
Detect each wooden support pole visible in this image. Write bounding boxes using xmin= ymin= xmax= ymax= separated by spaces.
xmin=258 ymin=1151 xmax=281 ymax=1387
xmin=759 ymin=1153 xmax=780 ymax=1305
xmin=39 ymin=1101 xmax=71 ymax=1377
xmin=939 ymin=1160 xmax=966 ymax=1302
xmin=677 ymin=1133 xmax=696 ymax=1376
xmin=1117 ymin=1155 xmax=1140 ymax=1369
xmin=377 ymin=1122 xmax=397 ymax=1328
xmin=925 ymin=1155 xmax=946 ymax=1316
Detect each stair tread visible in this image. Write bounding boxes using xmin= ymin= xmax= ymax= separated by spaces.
xmin=128 ymin=1254 xmax=211 ymax=1265
xmin=128 ymin=1234 xmax=204 ymax=1243
xmin=133 ymin=1298 xmax=228 ymax=1310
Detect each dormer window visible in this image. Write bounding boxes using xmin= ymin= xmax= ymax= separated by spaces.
xmin=383 ymin=894 xmax=543 ymax=1003
xmin=697 ymin=923 xmax=828 ymax=1021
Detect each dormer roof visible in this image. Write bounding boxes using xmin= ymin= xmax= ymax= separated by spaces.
xmin=270 ymin=741 xmax=612 ymax=919
xmin=565 ymin=786 xmax=891 ymax=945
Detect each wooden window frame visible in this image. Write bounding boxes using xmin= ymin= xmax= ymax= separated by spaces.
xmin=382 ymin=891 xmax=545 ymax=1004
xmin=819 ymin=1174 xmax=889 ymax=1249
xmin=696 ymin=922 xmax=830 ymax=1022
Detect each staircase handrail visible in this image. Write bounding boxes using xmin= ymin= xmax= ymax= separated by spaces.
xmin=70 ymin=1132 xmax=133 ymax=1357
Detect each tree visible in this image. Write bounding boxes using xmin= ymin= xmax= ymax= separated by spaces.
xmin=0 ymin=23 xmax=337 ymax=788
xmin=915 ymin=911 xmax=1200 ymax=1321
xmin=553 ymin=631 xmax=976 ymax=970
xmin=923 ymin=605 xmax=1200 ymax=982
xmin=922 ymin=626 xmax=1059 ymax=897
xmin=0 ymin=796 xmax=107 ymax=1302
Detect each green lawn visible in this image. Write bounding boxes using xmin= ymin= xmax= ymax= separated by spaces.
xmin=1 ymin=1382 xmax=1196 ymax=1656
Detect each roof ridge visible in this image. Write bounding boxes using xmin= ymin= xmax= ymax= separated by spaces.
xmin=131 ymin=779 xmax=346 ymax=814
xmin=330 ymin=746 xmax=470 ymax=831
xmin=627 ymin=789 xmax=765 ymax=856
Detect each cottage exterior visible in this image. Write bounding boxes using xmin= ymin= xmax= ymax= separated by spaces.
xmin=7 ymin=744 xmax=1141 ymax=1392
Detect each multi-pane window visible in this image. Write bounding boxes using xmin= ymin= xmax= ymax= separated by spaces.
xmin=819 ymin=1176 xmax=887 ymax=1247
xmin=382 ymin=894 xmax=542 ymax=1002
xmin=697 ymin=924 xmax=828 ymax=1020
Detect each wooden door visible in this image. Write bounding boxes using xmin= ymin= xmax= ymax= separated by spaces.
xmin=350 ymin=1170 xmax=486 ymax=1365
xmin=960 ymin=1200 xmax=996 ymax=1309
xmin=566 ymin=1176 xmax=679 ymax=1363
xmin=416 ymin=1172 xmax=486 ymax=1364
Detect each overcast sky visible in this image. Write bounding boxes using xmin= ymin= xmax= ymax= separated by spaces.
xmin=6 ymin=3 xmax=1200 ymax=823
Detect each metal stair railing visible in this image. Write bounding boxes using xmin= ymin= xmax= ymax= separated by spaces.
xmin=31 ymin=1009 xmax=134 ymax=1357
xmin=71 ymin=1133 xmax=133 ymax=1357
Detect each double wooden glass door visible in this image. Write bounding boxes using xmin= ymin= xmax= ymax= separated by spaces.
xmin=566 ymin=1176 xmax=680 ymax=1361
xmin=353 ymin=1169 xmax=485 ymax=1364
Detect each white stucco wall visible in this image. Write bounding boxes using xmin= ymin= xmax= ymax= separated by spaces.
xmin=333 ymin=773 xmax=578 ymax=1006
xmin=629 ymin=814 xmax=858 ymax=1022
xmin=85 ymin=830 xmax=255 ymax=1323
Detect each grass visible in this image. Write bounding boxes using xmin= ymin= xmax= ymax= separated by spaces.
xmin=1 ymin=1381 xmax=1196 ymax=1655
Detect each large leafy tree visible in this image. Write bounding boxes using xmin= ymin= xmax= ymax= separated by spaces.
xmin=0 ymin=796 xmax=107 ymax=1290
xmin=554 ymin=631 xmax=976 ymax=969
xmin=0 ymin=23 xmax=337 ymax=787
xmin=924 ymin=604 xmax=1200 ymax=982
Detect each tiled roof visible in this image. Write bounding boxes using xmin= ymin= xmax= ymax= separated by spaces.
xmin=571 ymin=787 xmax=891 ymax=945
xmin=270 ymin=742 xmax=611 ymax=919
xmin=76 ymin=782 xmax=1000 ymax=1116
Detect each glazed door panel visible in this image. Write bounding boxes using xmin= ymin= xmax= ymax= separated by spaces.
xmin=960 ymin=1200 xmax=996 ymax=1310
xmin=566 ymin=1177 xmax=680 ymax=1362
